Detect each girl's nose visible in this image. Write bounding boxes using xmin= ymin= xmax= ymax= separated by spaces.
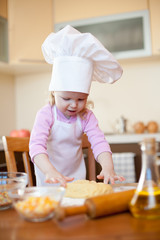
xmin=70 ymin=100 xmax=77 ymax=108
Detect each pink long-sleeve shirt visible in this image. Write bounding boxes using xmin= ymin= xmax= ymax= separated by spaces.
xmin=29 ymin=103 xmax=111 ymax=161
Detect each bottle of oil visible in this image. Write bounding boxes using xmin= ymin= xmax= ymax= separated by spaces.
xmin=129 ymin=138 xmax=160 ymax=219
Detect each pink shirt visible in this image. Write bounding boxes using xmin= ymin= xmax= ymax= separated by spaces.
xmin=29 ymin=104 xmax=111 ymax=161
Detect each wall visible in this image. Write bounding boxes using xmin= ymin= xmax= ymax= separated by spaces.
xmin=89 ymin=57 xmax=160 ymax=133
xmin=0 ymin=73 xmax=15 ymax=135
xmin=15 ymin=72 xmax=50 ymax=131
xmin=13 ymin=57 xmax=160 ymax=134
xmin=1 ymin=57 xmax=160 ymax=135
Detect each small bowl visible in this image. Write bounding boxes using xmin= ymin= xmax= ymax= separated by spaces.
xmin=0 ymin=172 xmax=28 ymax=210
xmin=10 ymin=186 xmax=65 ymax=222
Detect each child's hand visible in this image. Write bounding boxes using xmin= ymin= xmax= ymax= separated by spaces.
xmin=97 ymin=169 xmax=125 ymax=184
xmin=97 ymin=151 xmax=125 ymax=184
xmin=45 ymin=172 xmax=74 ymax=187
xmin=34 ymin=153 xmax=74 ymax=187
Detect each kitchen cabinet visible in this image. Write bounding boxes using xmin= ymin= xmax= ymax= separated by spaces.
xmin=54 ymin=0 xmax=148 ymax=23
xmin=149 ymin=0 xmax=160 ymax=55
xmin=0 ymin=0 xmax=7 ymax=19
xmin=109 ymin=143 xmax=141 ymax=182
xmin=94 ymin=141 xmax=142 ymax=182
xmin=0 ymin=0 xmax=160 ymax=70
xmin=55 ymin=10 xmax=151 ymax=60
xmin=55 ymin=0 xmax=160 ymax=59
xmin=105 ymin=133 xmax=160 ymax=182
xmin=7 ymin=0 xmax=53 ymax=64
xmin=0 ymin=0 xmax=8 ymax=62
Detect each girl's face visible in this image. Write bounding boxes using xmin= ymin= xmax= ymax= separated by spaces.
xmin=54 ymin=91 xmax=88 ymax=118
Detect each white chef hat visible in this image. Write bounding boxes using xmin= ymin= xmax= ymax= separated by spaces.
xmin=42 ymin=25 xmax=123 ymax=94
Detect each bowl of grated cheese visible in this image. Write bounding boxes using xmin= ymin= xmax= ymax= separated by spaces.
xmin=10 ymin=186 xmax=65 ymax=222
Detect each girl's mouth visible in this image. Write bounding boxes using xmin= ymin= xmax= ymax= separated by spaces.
xmin=68 ymin=109 xmax=76 ymax=112
xmin=67 ymin=109 xmax=77 ymax=114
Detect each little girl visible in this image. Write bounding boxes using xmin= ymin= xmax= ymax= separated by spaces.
xmin=29 ymin=25 xmax=125 ymax=187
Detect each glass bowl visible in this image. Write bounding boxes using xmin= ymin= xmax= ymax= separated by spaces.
xmin=10 ymin=186 xmax=65 ymax=222
xmin=0 ymin=172 xmax=28 ymax=210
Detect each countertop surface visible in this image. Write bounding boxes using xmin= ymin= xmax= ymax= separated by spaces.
xmin=105 ymin=132 xmax=160 ymax=144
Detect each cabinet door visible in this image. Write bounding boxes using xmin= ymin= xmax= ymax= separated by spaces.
xmin=56 ymin=10 xmax=151 ymax=60
xmin=54 ymin=0 xmax=148 ymax=23
xmin=0 ymin=0 xmax=7 ymax=19
xmin=149 ymin=0 xmax=160 ymax=55
xmin=8 ymin=0 xmax=53 ymax=63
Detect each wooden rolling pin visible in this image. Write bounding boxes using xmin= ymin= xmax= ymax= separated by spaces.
xmin=55 ymin=189 xmax=135 ymax=220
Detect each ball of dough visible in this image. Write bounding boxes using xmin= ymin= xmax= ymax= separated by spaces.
xmin=65 ymin=180 xmax=113 ymax=198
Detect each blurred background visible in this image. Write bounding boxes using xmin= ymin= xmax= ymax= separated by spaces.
xmin=0 ymin=0 xmax=160 ymax=136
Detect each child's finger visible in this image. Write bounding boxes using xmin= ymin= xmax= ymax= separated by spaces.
xmin=108 ymin=177 xmax=115 ymax=184
xmin=55 ymin=177 xmax=67 ymax=187
xmin=116 ymin=175 xmax=126 ymax=181
xmin=45 ymin=176 xmax=67 ymax=187
xmin=64 ymin=177 xmax=74 ymax=182
xmin=45 ymin=177 xmax=58 ymax=184
xmin=97 ymin=174 xmax=104 ymax=179
xmin=103 ymin=177 xmax=110 ymax=184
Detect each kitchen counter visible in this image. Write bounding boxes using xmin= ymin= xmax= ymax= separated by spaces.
xmin=105 ymin=132 xmax=160 ymax=144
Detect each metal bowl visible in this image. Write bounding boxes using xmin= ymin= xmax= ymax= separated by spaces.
xmin=0 ymin=172 xmax=28 ymax=210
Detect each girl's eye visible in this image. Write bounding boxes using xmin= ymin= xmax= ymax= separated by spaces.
xmin=79 ymin=99 xmax=85 ymax=101
xmin=62 ymin=98 xmax=70 ymax=101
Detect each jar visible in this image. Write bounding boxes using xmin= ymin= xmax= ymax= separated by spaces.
xmin=129 ymin=138 xmax=160 ymax=219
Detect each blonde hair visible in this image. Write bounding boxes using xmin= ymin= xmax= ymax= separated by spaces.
xmin=49 ymin=92 xmax=94 ymax=116
xmin=49 ymin=92 xmax=55 ymax=106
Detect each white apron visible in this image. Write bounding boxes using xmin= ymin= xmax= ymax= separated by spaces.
xmin=34 ymin=106 xmax=86 ymax=186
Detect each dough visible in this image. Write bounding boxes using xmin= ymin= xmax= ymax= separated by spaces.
xmin=65 ymin=180 xmax=113 ymax=199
